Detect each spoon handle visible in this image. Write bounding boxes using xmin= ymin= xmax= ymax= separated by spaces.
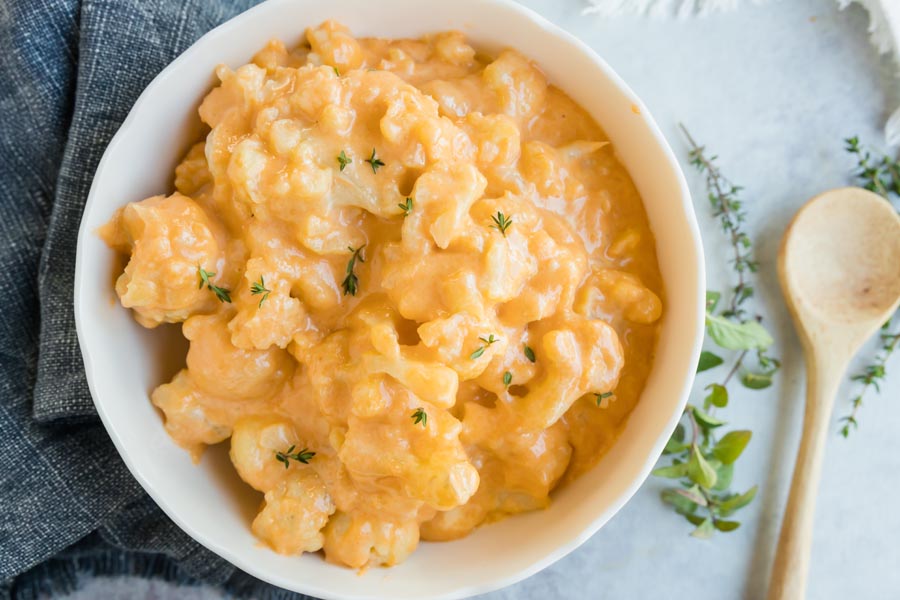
xmin=767 ymin=356 xmax=844 ymax=600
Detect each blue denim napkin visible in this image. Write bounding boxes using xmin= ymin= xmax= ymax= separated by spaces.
xmin=0 ymin=1 xmax=313 ymax=597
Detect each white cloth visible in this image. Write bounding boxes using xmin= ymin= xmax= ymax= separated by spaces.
xmin=584 ymin=0 xmax=900 ymax=145
xmin=838 ymin=0 xmax=900 ymax=145
xmin=583 ymin=0 xmax=769 ymax=18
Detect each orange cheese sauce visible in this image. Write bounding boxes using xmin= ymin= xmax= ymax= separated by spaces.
xmin=100 ymin=21 xmax=663 ymax=569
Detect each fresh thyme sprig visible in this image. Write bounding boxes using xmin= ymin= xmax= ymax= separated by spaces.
xmin=653 ymin=125 xmax=779 ymax=537
xmin=341 ymin=245 xmax=366 ymax=297
xmin=337 ymin=150 xmax=351 ymax=171
xmin=470 ymin=334 xmax=498 ymax=359
xmin=503 ymin=371 xmax=512 ymax=387
xmin=365 ymin=148 xmax=384 ymax=174
xmin=411 ymin=407 xmax=427 ymax=427
xmin=681 ymin=125 xmax=756 ymax=320
xmin=595 ymin=391 xmax=613 ymax=406
xmin=841 ymin=320 xmax=899 ymax=437
xmin=839 ymin=135 xmax=900 ymax=436
xmin=844 ymin=136 xmax=900 ymax=198
xmin=274 ymin=445 xmax=315 ymax=469
xmin=197 ymin=266 xmax=231 ymax=303
xmin=250 ymin=276 xmax=271 ymax=308
xmin=398 ymin=197 xmax=413 ymax=216
xmin=491 ymin=211 xmax=513 ymax=236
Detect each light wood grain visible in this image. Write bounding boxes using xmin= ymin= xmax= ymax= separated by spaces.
xmin=769 ymin=188 xmax=900 ymax=600
xmin=770 ymin=187 xmax=900 ymax=600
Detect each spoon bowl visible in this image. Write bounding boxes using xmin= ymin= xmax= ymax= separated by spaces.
xmin=783 ymin=187 xmax=900 ymax=329
xmin=769 ymin=187 xmax=900 ymax=600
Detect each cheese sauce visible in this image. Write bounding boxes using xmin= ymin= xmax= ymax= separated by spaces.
xmin=101 ymin=21 xmax=663 ymax=568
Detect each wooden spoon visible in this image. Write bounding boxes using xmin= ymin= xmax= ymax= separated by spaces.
xmin=769 ymin=187 xmax=900 ymax=600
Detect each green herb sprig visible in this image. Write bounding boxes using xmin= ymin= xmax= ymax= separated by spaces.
xmin=844 ymin=136 xmax=900 ymax=198
xmin=365 ymin=148 xmax=384 ymax=174
xmin=595 ymin=391 xmax=613 ymax=406
xmin=839 ymin=136 xmax=900 ymax=436
xmin=341 ymin=245 xmax=365 ymax=297
xmin=655 ymin=409 xmax=758 ymax=538
xmin=398 ymin=197 xmax=413 ymax=216
xmin=653 ymin=125 xmax=780 ymax=537
xmin=470 ymin=334 xmax=498 ymax=359
xmin=411 ymin=407 xmax=427 ymax=427
xmin=197 ymin=266 xmax=231 ymax=303
xmin=841 ymin=321 xmax=899 ymax=436
xmin=337 ymin=150 xmax=351 ymax=171
xmin=274 ymin=445 xmax=315 ymax=469
xmin=250 ymin=276 xmax=271 ymax=308
xmin=491 ymin=211 xmax=513 ymax=236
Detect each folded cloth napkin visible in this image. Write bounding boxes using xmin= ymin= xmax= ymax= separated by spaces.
xmin=0 ymin=1 xmax=312 ymax=597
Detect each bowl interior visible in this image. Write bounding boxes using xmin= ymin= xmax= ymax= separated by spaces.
xmin=74 ymin=0 xmax=704 ymax=598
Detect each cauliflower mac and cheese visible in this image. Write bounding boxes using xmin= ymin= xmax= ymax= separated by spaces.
xmin=101 ymin=21 xmax=663 ymax=569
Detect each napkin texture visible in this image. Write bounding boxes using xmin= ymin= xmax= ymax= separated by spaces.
xmin=0 ymin=1 xmax=310 ymax=597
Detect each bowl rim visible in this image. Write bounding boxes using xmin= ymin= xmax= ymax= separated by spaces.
xmin=73 ymin=0 xmax=705 ymax=597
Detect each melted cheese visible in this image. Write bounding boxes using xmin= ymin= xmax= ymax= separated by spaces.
xmin=101 ymin=21 xmax=663 ymax=569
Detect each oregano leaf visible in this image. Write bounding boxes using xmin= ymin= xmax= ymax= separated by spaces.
xmin=697 ymin=351 xmax=725 ymax=373
xmin=713 ymin=430 xmax=752 ymax=465
xmin=706 ymin=314 xmax=773 ymax=351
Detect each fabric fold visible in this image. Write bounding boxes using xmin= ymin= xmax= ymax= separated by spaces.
xmin=0 ymin=0 xmax=279 ymax=595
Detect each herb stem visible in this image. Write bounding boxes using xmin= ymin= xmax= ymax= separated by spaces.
xmin=686 ymin=405 xmax=701 ymax=444
xmin=680 ymin=123 xmax=751 ymax=318
xmin=341 ymin=245 xmax=366 ymax=296
xmin=841 ymin=321 xmax=900 ymax=436
xmin=721 ymin=350 xmax=749 ymax=388
xmin=653 ymin=126 xmax=777 ymax=537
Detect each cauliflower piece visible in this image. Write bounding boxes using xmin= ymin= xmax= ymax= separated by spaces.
xmin=252 ymin=469 xmax=336 ymax=555
xmin=99 ymin=193 xmax=222 ymax=328
xmin=499 ymin=211 xmax=590 ymax=324
xmin=352 ymin=302 xmax=459 ymax=409
xmin=416 ymin=313 xmax=507 ymax=382
xmin=227 ymin=255 xmax=310 ymax=350
xmin=340 ymin=378 xmax=478 ymax=511
xmin=464 ymin=403 xmax=572 ymax=510
xmin=322 ymin=511 xmax=419 ymax=569
xmin=174 ymin=142 xmax=212 ymax=197
xmin=230 ymin=416 xmax=304 ymax=492
xmin=151 ymin=369 xmax=231 ymax=461
xmin=482 ymin=50 xmax=548 ymax=121
xmin=575 ymin=269 xmax=663 ymax=325
xmin=306 ymin=21 xmax=364 ymax=72
xmin=511 ymin=314 xmax=624 ymax=431
xmin=184 ymin=313 xmax=293 ymax=401
xmin=406 ymin=161 xmax=485 ymax=250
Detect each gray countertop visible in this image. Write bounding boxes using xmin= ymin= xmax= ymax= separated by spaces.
xmin=60 ymin=1 xmax=900 ymax=598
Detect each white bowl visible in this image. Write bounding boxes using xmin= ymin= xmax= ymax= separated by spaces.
xmin=74 ymin=0 xmax=704 ymax=598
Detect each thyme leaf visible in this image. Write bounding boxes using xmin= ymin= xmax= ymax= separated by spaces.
xmin=365 ymin=148 xmax=385 ymax=174
xmin=341 ymin=245 xmax=366 ymax=297
xmin=250 ymin=276 xmax=271 ymax=308
xmin=197 ymin=266 xmax=231 ymax=303
xmin=274 ymin=445 xmax=315 ymax=469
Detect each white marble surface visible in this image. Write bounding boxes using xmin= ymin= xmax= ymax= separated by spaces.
xmin=62 ymin=1 xmax=900 ymax=598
